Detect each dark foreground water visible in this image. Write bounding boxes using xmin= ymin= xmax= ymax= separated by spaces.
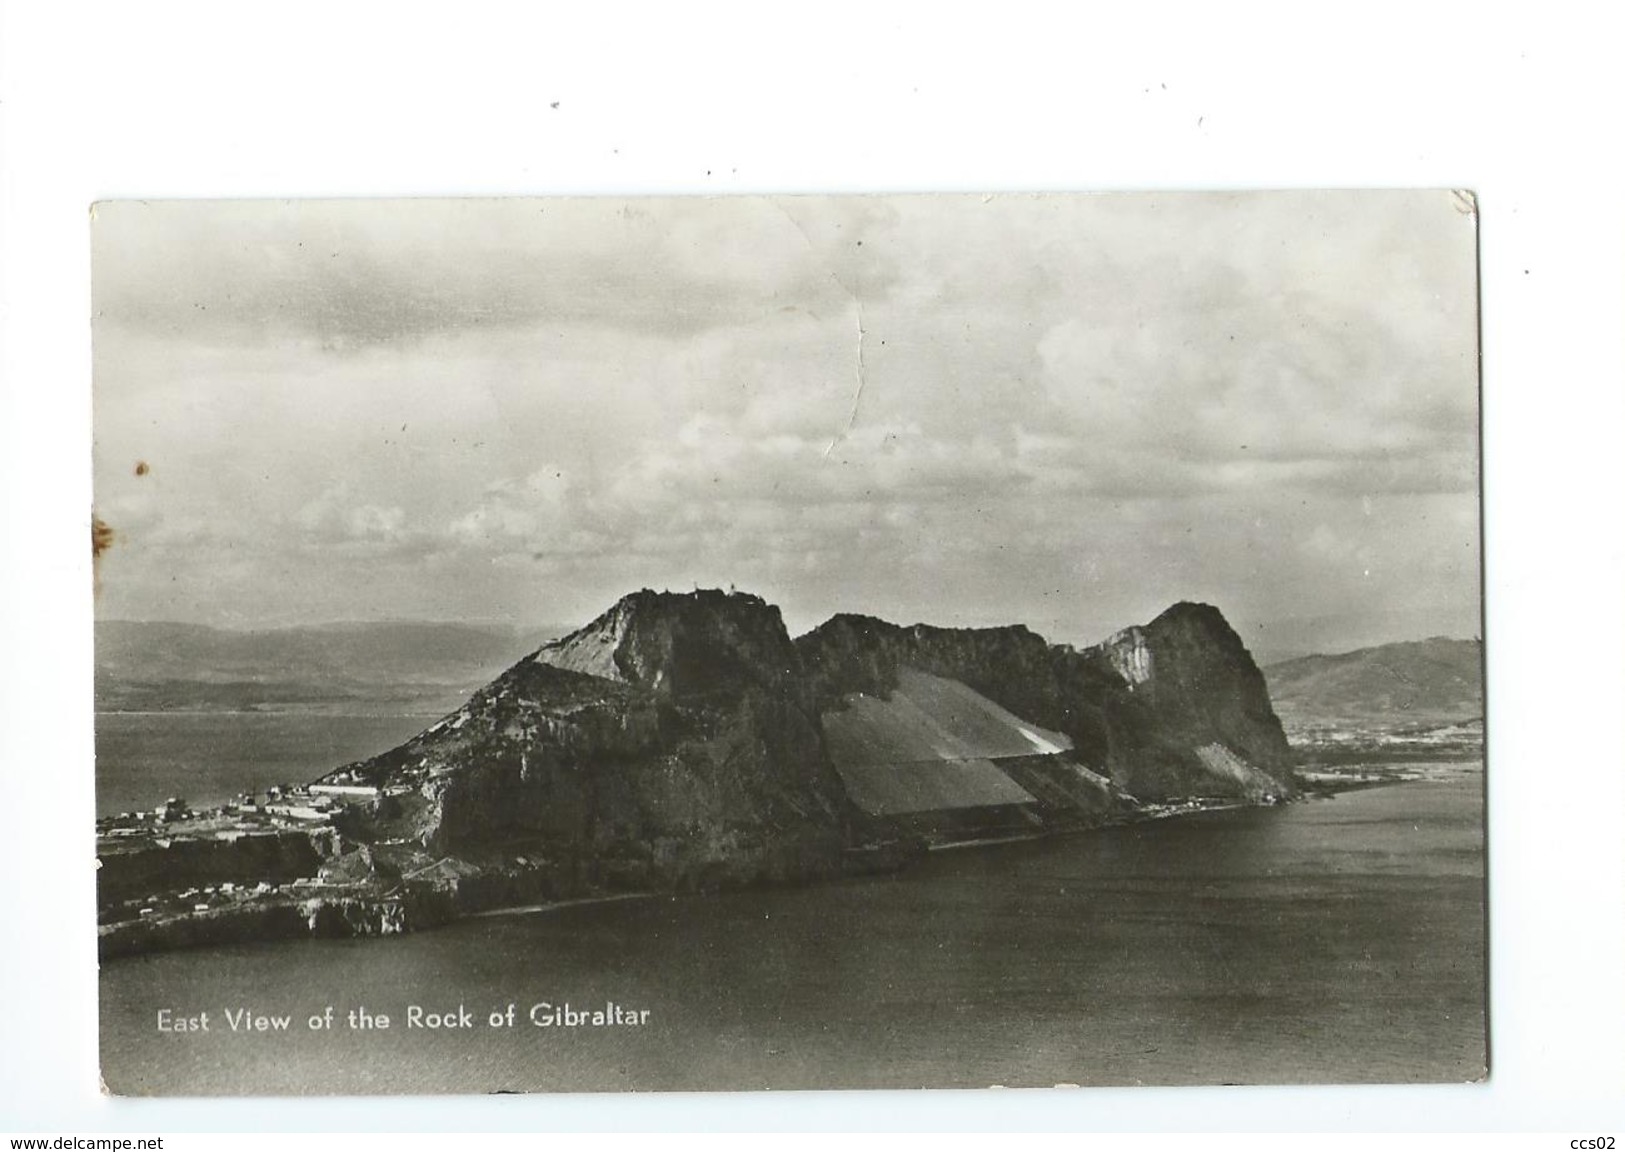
xmin=100 ymin=768 xmax=1485 ymax=1094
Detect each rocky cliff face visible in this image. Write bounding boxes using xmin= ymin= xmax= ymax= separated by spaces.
xmin=797 ymin=616 xmax=1123 ymax=769
xmin=1124 ymin=602 xmax=1296 ymax=780
xmin=797 ymin=601 xmax=1296 ymax=802
xmin=327 ymin=590 xmax=1293 ymax=893
xmin=532 ymin=588 xmax=807 ymax=702
xmin=328 ymin=589 xmax=855 ymax=890
xmin=100 ymin=587 xmax=1307 ymax=957
xmin=1092 ymin=603 xmax=1296 ymax=799
xmin=97 ymin=828 xmax=334 ymax=905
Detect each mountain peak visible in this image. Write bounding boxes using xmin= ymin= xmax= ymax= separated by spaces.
xmin=531 ymin=586 xmax=802 ymax=699
xmin=1147 ymin=600 xmax=1235 ymax=635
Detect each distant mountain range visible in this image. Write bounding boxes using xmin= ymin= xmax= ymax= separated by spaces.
xmin=1263 ymin=637 xmax=1484 ymax=734
xmin=94 ymin=620 xmax=558 ymax=713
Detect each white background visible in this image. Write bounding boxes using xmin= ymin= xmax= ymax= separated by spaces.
xmin=2 ymin=0 xmax=1622 ymax=1135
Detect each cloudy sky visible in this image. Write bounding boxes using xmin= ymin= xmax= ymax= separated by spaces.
xmin=91 ymin=192 xmax=1479 ymax=658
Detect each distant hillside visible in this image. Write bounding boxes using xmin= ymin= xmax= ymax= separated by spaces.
xmin=94 ymin=620 xmax=559 ymax=713
xmin=1264 ymin=638 xmax=1483 ymax=732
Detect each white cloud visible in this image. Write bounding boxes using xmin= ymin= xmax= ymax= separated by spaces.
xmin=91 ymin=192 xmax=1481 ymax=650
xmin=346 ymin=505 xmax=406 ymax=541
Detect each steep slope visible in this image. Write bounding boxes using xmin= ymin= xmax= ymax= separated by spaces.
xmin=100 ymin=587 xmax=1312 ymax=956
xmin=1097 ymin=603 xmax=1299 ymax=796
xmin=798 ymin=602 xmax=1297 ymax=802
xmin=821 ymin=667 xmax=1075 ymax=767
xmin=531 ymin=588 xmax=806 ymax=700
xmin=818 ymin=666 xmax=1124 ymax=838
xmin=324 ymin=589 xmax=859 ymax=891
xmin=324 ymin=591 xmax=1294 ymax=882
xmin=1264 ymin=638 xmax=1484 ymax=731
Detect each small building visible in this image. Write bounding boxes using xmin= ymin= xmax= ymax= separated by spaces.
xmin=266 ymin=803 xmax=326 ymax=821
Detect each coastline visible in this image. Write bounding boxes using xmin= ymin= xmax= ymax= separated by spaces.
xmin=465 ymin=891 xmax=659 ymax=920
xmin=97 ymin=767 xmax=1478 ymax=963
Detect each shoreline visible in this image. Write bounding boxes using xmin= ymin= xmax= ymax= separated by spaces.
xmin=97 ymin=756 xmax=1473 ymax=962
xmin=98 ymin=777 xmax=1412 ymax=961
xmin=465 ymin=891 xmax=660 ymax=920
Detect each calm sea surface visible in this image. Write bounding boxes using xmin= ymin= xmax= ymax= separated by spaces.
xmin=94 ymin=712 xmax=441 ymax=817
xmin=99 ymin=715 xmax=1486 ymax=1092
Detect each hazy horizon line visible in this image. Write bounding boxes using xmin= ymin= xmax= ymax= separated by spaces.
xmin=94 ymin=606 xmax=1482 ymax=661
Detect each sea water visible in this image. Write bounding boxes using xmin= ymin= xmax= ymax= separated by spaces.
xmin=94 ymin=712 xmax=441 ymax=818
xmin=99 ymin=765 xmax=1485 ymax=1093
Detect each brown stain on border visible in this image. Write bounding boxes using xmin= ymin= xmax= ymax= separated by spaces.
xmin=92 ymin=514 xmax=115 ymax=596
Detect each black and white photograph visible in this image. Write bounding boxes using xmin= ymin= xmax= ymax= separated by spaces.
xmin=87 ymin=190 xmax=1486 ymax=1095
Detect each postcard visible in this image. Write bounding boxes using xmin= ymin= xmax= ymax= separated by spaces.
xmin=91 ymin=191 xmax=1484 ymax=1094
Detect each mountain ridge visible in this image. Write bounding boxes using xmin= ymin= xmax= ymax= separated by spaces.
xmin=94 ymin=619 xmax=557 ymax=713
xmin=796 ymin=597 xmax=1295 ymax=803
xmin=1264 ymin=636 xmax=1484 ymax=731
xmin=331 ymin=588 xmax=1298 ymax=845
xmin=99 ymin=586 xmax=1308 ymax=956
